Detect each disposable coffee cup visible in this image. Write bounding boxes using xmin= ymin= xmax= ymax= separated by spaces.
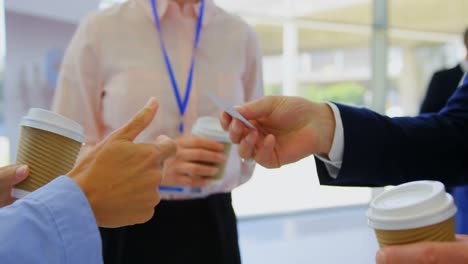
xmin=12 ymin=108 xmax=85 ymax=198
xmin=192 ymin=116 xmax=231 ymax=180
xmin=367 ymin=181 xmax=457 ymax=248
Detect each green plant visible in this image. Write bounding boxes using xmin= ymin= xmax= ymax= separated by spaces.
xmin=301 ymin=82 xmax=366 ymax=105
xmin=264 ymin=84 xmax=282 ymax=96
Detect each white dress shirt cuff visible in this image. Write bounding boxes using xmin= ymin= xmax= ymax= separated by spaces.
xmin=315 ymin=102 xmax=344 ymax=179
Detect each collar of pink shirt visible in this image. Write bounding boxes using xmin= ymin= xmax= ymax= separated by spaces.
xmin=134 ymin=0 xmax=217 ymax=26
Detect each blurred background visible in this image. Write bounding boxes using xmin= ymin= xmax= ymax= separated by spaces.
xmin=0 ymin=0 xmax=466 ymax=263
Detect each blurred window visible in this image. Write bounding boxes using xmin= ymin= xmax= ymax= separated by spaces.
xmin=0 ymin=0 xmax=9 ymax=165
xmin=92 ymin=0 xmax=468 ymax=216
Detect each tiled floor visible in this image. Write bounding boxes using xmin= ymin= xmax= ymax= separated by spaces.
xmin=238 ymin=205 xmax=379 ymax=264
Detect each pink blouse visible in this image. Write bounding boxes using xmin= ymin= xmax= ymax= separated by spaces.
xmin=52 ymin=0 xmax=264 ymax=199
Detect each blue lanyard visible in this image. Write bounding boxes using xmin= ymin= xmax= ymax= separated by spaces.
xmin=150 ymin=0 xmax=205 ymax=133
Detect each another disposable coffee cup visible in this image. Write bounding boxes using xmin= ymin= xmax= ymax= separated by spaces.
xmin=192 ymin=116 xmax=231 ymax=180
xmin=12 ymin=108 xmax=85 ymax=198
xmin=367 ymin=181 xmax=457 ymax=248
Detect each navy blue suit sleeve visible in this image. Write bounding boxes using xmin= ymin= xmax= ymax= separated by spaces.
xmin=317 ymin=83 xmax=468 ymax=188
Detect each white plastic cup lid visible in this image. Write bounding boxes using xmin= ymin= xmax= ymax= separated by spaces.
xmin=20 ymin=108 xmax=85 ymax=143
xmin=192 ymin=116 xmax=230 ymax=143
xmin=367 ymin=181 xmax=457 ymax=230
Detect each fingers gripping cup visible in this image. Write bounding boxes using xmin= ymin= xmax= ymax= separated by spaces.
xmin=192 ymin=116 xmax=231 ymax=180
xmin=12 ymin=108 xmax=85 ymax=198
xmin=367 ymin=181 xmax=457 ymax=248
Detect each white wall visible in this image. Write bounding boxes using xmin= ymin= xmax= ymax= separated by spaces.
xmin=4 ymin=11 xmax=78 ymax=159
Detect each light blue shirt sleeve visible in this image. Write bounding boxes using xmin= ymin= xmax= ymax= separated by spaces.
xmin=0 ymin=176 xmax=102 ymax=264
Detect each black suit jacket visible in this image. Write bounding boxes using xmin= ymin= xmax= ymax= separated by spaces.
xmin=420 ymin=64 xmax=464 ymax=114
xmin=315 ymin=81 xmax=468 ymax=188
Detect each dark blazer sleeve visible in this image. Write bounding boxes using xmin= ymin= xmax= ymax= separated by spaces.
xmin=316 ymin=83 xmax=468 ymax=188
xmin=420 ymin=66 xmax=463 ymax=114
xmin=420 ymin=72 xmax=446 ymax=113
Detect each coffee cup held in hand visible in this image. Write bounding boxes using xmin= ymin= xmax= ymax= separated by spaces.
xmin=191 ymin=116 xmax=231 ymax=180
xmin=367 ymin=181 xmax=457 ymax=248
xmin=12 ymin=109 xmax=85 ymax=198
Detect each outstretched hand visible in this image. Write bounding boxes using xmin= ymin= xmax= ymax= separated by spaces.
xmin=220 ymin=96 xmax=335 ymax=168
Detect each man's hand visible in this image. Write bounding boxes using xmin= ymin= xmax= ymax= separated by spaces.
xmin=163 ymin=136 xmax=226 ymax=187
xmin=68 ymin=98 xmax=177 ymax=228
xmin=220 ymin=96 xmax=335 ymax=168
xmin=0 ymin=165 xmax=29 ymax=207
xmin=376 ymin=235 xmax=468 ymax=264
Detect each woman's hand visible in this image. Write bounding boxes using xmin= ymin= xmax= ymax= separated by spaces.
xmin=163 ymin=136 xmax=227 ymax=187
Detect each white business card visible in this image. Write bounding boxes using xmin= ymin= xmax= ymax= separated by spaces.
xmin=206 ymin=92 xmax=256 ymax=129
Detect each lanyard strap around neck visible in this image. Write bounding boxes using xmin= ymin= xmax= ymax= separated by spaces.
xmin=150 ymin=0 xmax=205 ymax=133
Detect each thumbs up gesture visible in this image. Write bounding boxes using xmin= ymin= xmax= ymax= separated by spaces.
xmin=68 ymin=98 xmax=177 ymax=228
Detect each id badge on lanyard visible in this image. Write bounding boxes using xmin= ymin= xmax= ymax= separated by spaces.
xmin=150 ymin=0 xmax=205 ymax=133
xmin=152 ymin=0 xmax=206 ymax=196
